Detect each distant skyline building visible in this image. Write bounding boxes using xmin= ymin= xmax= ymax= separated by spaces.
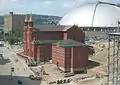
xmin=4 ymin=12 xmax=25 ymax=32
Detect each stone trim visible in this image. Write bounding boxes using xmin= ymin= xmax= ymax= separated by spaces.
xmin=59 ymin=67 xmax=70 ymax=72
xmin=71 ymin=67 xmax=86 ymax=73
xmin=59 ymin=67 xmax=86 ymax=73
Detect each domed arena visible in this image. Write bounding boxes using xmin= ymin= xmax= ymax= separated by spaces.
xmin=59 ymin=1 xmax=120 ymax=32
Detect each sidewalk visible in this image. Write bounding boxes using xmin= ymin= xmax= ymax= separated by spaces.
xmin=4 ymin=42 xmax=35 ymax=76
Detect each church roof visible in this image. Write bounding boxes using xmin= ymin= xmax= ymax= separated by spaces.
xmin=34 ymin=39 xmax=86 ymax=47
xmin=34 ymin=25 xmax=76 ymax=32
xmin=34 ymin=40 xmax=58 ymax=44
xmin=55 ymin=39 xmax=86 ymax=47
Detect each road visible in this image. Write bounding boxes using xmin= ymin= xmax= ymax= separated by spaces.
xmin=0 ymin=46 xmax=41 ymax=85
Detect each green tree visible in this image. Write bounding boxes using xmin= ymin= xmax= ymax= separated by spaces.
xmin=7 ymin=29 xmax=23 ymax=45
xmin=0 ymin=30 xmax=4 ymax=40
xmin=0 ymin=33 xmax=3 ymax=40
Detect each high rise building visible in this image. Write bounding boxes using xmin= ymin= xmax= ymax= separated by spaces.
xmin=4 ymin=12 xmax=25 ymax=32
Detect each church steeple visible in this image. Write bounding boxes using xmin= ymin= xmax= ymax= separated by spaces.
xmin=24 ymin=14 xmax=29 ymax=27
xmin=28 ymin=13 xmax=34 ymax=27
xmin=29 ymin=13 xmax=33 ymax=22
xmin=23 ymin=14 xmax=29 ymax=55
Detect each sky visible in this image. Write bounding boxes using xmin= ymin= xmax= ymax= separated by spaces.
xmin=0 ymin=0 xmax=120 ymax=16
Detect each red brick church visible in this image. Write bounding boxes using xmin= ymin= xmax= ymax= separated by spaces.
xmin=23 ymin=14 xmax=94 ymax=73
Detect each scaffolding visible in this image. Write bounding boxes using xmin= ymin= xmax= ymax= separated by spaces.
xmin=108 ymin=33 xmax=120 ymax=85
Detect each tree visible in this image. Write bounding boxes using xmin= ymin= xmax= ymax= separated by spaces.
xmin=7 ymin=29 xmax=23 ymax=45
xmin=0 ymin=33 xmax=3 ymax=39
xmin=0 ymin=30 xmax=4 ymax=40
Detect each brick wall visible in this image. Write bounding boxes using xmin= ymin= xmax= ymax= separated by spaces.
xmin=42 ymin=44 xmax=52 ymax=61
xmin=35 ymin=31 xmax=63 ymax=40
xmin=31 ymin=43 xmax=37 ymax=60
xmin=66 ymin=26 xmax=85 ymax=43
xmin=72 ymin=46 xmax=89 ymax=68
xmin=52 ymin=45 xmax=65 ymax=68
xmin=36 ymin=44 xmax=52 ymax=61
xmin=65 ymin=47 xmax=71 ymax=69
xmin=52 ymin=45 xmax=89 ymax=72
xmin=23 ymin=26 xmax=27 ymax=55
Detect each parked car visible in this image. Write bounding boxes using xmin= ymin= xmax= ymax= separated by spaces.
xmin=49 ymin=81 xmax=56 ymax=84
xmin=29 ymin=75 xmax=35 ymax=80
xmin=64 ymin=73 xmax=75 ymax=78
xmin=28 ymin=63 xmax=37 ymax=67
xmin=17 ymin=80 xmax=22 ymax=84
xmin=36 ymin=76 xmax=42 ymax=80
xmin=28 ymin=62 xmax=37 ymax=67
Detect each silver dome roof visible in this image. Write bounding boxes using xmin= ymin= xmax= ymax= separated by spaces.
xmin=59 ymin=2 xmax=120 ymax=27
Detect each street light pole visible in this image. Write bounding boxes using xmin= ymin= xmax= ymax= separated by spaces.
xmin=10 ymin=62 xmax=14 ymax=80
xmin=10 ymin=69 xmax=12 ymax=80
xmin=11 ymin=67 xmax=14 ymax=80
xmin=10 ymin=62 xmax=12 ymax=80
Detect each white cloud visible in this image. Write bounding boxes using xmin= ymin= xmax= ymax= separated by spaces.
xmin=77 ymin=0 xmax=118 ymax=3
xmin=62 ymin=0 xmax=119 ymax=9
xmin=39 ymin=0 xmax=57 ymax=2
xmin=11 ymin=0 xmax=18 ymax=2
xmin=62 ymin=0 xmax=96 ymax=9
xmin=0 ymin=0 xmax=10 ymax=11
xmin=43 ymin=0 xmax=54 ymax=4
xmin=19 ymin=5 xmax=25 ymax=8
xmin=62 ymin=2 xmax=76 ymax=8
